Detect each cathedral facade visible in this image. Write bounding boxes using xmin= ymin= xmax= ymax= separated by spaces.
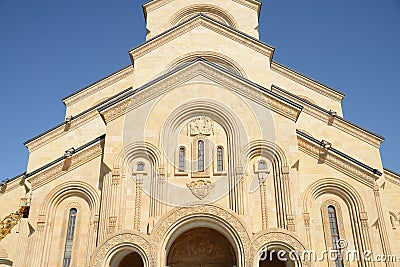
xmin=0 ymin=1 xmax=399 ymax=266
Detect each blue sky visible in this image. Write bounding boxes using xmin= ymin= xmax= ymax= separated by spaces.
xmin=0 ymin=0 xmax=399 ymax=180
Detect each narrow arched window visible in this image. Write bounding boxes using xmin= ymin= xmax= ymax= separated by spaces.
xmin=179 ymin=147 xmax=185 ymax=172
xmin=63 ymin=208 xmax=77 ymax=267
xmin=137 ymin=162 xmax=145 ymax=172
xmin=198 ymin=140 xmax=204 ymax=172
xmin=217 ymin=147 xmax=223 ymax=172
xmin=328 ymin=206 xmax=344 ymax=267
xmin=258 ymin=160 xmax=266 ymax=170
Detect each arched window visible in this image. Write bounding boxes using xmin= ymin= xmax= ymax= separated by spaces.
xmin=137 ymin=162 xmax=145 ymax=172
xmin=217 ymin=147 xmax=223 ymax=172
xmin=198 ymin=140 xmax=204 ymax=172
xmin=63 ymin=208 xmax=77 ymax=267
xmin=328 ymin=206 xmax=344 ymax=267
xmin=179 ymin=147 xmax=185 ymax=172
xmin=258 ymin=160 xmax=267 ymax=170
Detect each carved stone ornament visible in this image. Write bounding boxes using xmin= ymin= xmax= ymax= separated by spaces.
xmin=189 ymin=116 xmax=214 ymax=136
xmin=187 ymin=180 xmax=214 ymax=199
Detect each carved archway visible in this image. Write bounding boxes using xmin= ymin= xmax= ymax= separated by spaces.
xmin=0 ymin=259 xmax=13 ymax=267
xmin=167 ymin=227 xmax=237 ymax=266
xmin=89 ymin=231 xmax=154 ymax=267
xmin=151 ymin=204 xmax=252 ymax=267
xmin=252 ymin=229 xmax=308 ymax=267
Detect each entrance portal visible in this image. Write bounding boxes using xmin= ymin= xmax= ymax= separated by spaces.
xmin=167 ymin=227 xmax=237 ymax=267
xmin=118 ymin=252 xmax=144 ymax=267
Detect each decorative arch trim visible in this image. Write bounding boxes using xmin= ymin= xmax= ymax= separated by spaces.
xmin=169 ymin=4 xmax=238 ymax=29
xmin=150 ymin=204 xmax=252 ymax=267
xmin=302 ymin=178 xmax=365 ymax=212
xmin=166 ymin=52 xmax=247 ymax=77
xmin=241 ymin=140 xmax=288 ymax=167
xmin=252 ymin=229 xmax=308 ymax=267
xmin=89 ymin=231 xmax=153 ymax=267
xmin=113 ymin=141 xmax=162 ymax=172
xmin=39 ymin=180 xmax=100 ymax=218
xmin=0 ymin=259 xmax=13 ymax=266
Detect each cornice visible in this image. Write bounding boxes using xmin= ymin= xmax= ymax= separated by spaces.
xmin=0 ymin=174 xmax=25 ymax=195
xmin=143 ymin=0 xmax=261 ymax=14
xmin=231 ymin=0 xmax=261 ymax=12
xmin=272 ymin=85 xmax=384 ymax=148
xmin=297 ymin=130 xmax=381 ymax=188
xmin=24 ymin=110 xmax=101 ymax=152
xmin=384 ymin=168 xmax=400 ymax=186
xmin=271 ymin=61 xmax=345 ymax=102
xmin=129 ymin=14 xmax=274 ymax=65
xmin=27 ymin=137 xmax=104 ymax=190
xmin=62 ymin=65 xmax=134 ymax=107
xmin=100 ymin=59 xmax=302 ymax=123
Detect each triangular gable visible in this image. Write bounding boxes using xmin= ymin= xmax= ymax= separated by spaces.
xmin=100 ymin=58 xmax=302 ymax=123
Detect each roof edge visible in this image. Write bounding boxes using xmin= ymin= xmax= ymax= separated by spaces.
xmin=271 ymin=61 xmax=345 ymax=102
xmin=62 ymin=65 xmax=133 ymax=107
xmin=297 ymin=129 xmax=382 ymax=177
xmin=272 ymin=85 xmax=384 ymax=145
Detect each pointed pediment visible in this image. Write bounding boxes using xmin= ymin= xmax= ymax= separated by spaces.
xmin=129 ymin=14 xmax=274 ymax=66
xmin=99 ymin=58 xmax=302 ymax=123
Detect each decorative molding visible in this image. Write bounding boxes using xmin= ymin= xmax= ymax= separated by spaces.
xmin=143 ymin=0 xmax=174 ymax=13
xmin=101 ymin=61 xmax=301 ymax=124
xmin=187 ymin=180 xmax=214 ymax=200
xmin=298 ymin=134 xmax=377 ymax=188
xmin=384 ymin=169 xmax=400 ymax=186
xmin=89 ymin=231 xmax=154 ymax=267
xmin=272 ymin=86 xmax=383 ymax=148
xmin=143 ymin=0 xmax=260 ymax=13
xmin=28 ymin=140 xmax=104 ymax=190
xmin=232 ymin=0 xmax=260 ymax=11
xmin=63 ymin=66 xmax=134 ymax=107
xmin=0 ymin=174 xmax=25 ymax=195
xmin=130 ymin=15 xmax=274 ymax=63
xmin=151 ymin=204 xmax=252 ymax=266
xmin=271 ymin=61 xmax=345 ymax=102
xmin=25 ymin=110 xmax=100 ymax=152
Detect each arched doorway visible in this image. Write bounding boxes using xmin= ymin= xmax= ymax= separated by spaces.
xmin=167 ymin=227 xmax=237 ymax=267
xmin=258 ymin=250 xmax=297 ymax=267
xmin=118 ymin=252 xmax=144 ymax=267
xmin=259 ymin=251 xmax=288 ymax=267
